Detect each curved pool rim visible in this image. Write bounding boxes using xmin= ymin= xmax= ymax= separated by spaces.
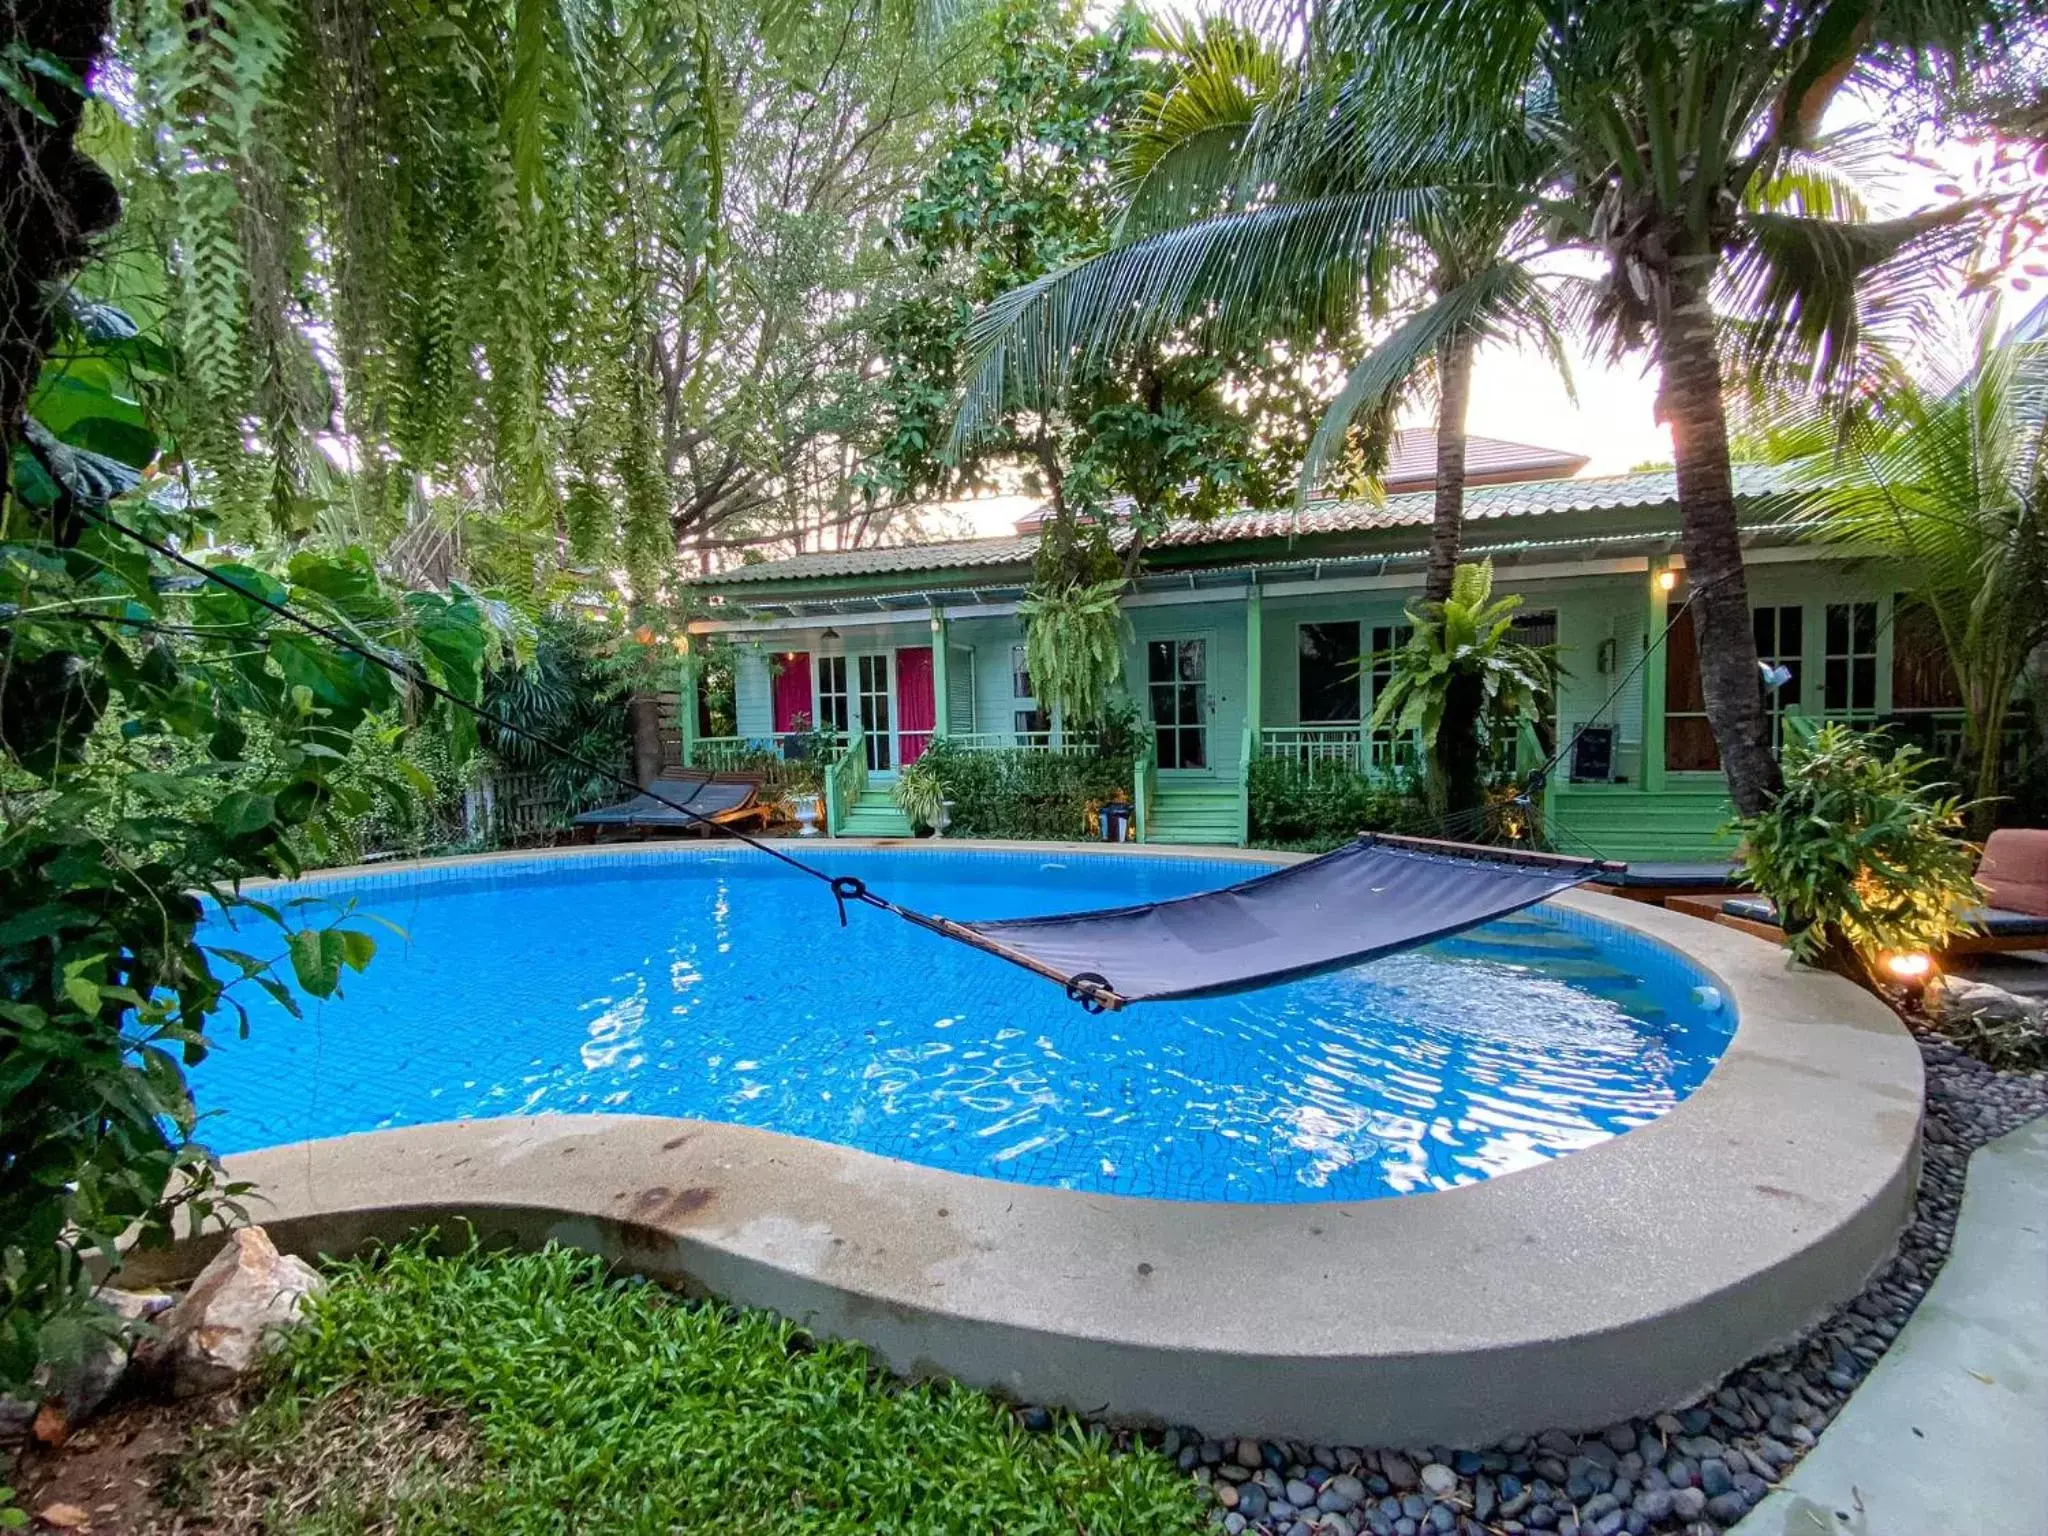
xmin=143 ymin=840 xmax=1924 ymax=1447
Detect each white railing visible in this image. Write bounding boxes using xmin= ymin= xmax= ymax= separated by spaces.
xmin=1257 ymin=727 xmax=1422 ymax=776
xmin=945 ymin=730 xmax=1092 ymax=754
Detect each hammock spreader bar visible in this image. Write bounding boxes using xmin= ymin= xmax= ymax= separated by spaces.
xmin=950 ymin=835 xmax=1624 ymax=1012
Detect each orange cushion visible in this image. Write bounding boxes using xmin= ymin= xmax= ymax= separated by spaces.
xmin=1977 ymin=828 xmax=2048 ymax=918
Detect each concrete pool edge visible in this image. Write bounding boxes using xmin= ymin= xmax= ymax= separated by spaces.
xmin=148 ymin=842 xmax=1923 ymax=1447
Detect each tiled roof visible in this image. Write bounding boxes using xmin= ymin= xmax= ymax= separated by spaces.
xmin=1377 ymin=428 xmax=1589 ymax=490
xmin=696 ymin=467 xmax=1787 ymax=588
xmin=707 ymin=535 xmax=1040 ymax=585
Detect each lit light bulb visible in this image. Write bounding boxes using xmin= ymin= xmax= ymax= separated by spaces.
xmin=1883 ymin=952 xmax=1934 ymax=981
xmin=1655 ymin=568 xmax=1679 ymax=592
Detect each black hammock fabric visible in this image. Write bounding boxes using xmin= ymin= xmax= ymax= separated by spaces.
xmin=957 ymin=835 xmax=1610 ymax=1009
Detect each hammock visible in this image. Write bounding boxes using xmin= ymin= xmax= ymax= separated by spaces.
xmin=930 ymin=835 xmax=1618 ymax=1011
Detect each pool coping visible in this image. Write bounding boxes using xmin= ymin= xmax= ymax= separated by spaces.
xmin=147 ymin=839 xmax=1925 ymax=1446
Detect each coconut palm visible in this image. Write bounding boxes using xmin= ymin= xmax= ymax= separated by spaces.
xmin=953 ymin=0 xmax=2018 ymax=815
xmin=1773 ymin=310 xmax=2048 ymax=817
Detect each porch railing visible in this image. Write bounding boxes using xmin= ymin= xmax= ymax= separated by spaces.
xmin=824 ymin=727 xmax=867 ymax=836
xmin=687 ymin=733 xmax=810 ymax=791
xmin=1257 ymin=726 xmax=1421 ymax=777
xmin=945 ymin=729 xmax=1091 ymax=754
xmin=1237 ymin=724 xmax=1253 ymax=846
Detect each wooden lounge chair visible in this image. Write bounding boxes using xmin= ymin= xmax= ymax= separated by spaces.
xmin=1709 ymin=827 xmax=2048 ymax=955
xmin=572 ymin=771 xmax=772 ymax=841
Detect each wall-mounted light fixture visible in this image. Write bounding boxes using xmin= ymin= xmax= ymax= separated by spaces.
xmin=1655 ymin=568 xmax=1679 ymax=592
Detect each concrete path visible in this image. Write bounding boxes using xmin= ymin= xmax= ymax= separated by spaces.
xmin=1736 ymin=1117 xmax=2048 ymax=1536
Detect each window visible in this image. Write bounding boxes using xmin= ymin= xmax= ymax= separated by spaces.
xmin=1147 ymin=638 xmax=1208 ymax=770
xmin=1009 ymin=645 xmax=1051 ymax=740
xmin=1753 ymin=605 xmax=1804 ymax=747
xmin=1823 ymin=602 xmax=1878 ymax=722
xmin=857 ymin=653 xmax=891 ymax=771
xmin=1298 ymin=621 xmax=1361 ymax=723
xmin=1368 ymin=623 xmax=1413 ymax=768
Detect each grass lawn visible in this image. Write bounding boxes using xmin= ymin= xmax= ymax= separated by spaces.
xmin=165 ymin=1238 xmax=1205 ymax=1534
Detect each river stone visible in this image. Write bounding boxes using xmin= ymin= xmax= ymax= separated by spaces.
xmin=1382 ymin=1454 xmax=1419 ymax=1490
xmin=1419 ymin=1463 xmax=1457 ymax=1496
xmin=146 ymin=1226 xmax=324 ymax=1397
xmin=1670 ymin=1487 xmax=1707 ymax=1520
xmin=1237 ymin=1484 xmax=1269 ymax=1519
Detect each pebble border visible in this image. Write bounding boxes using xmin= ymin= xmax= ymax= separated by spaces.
xmin=1067 ymin=1034 xmax=2047 ymax=1536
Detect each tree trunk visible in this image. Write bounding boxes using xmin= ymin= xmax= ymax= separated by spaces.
xmin=1653 ymin=267 xmax=1781 ymax=815
xmin=1425 ymin=331 xmax=1474 ymax=605
xmin=1435 ymin=669 xmax=1487 ymax=825
xmin=628 ymin=693 xmax=664 ymax=787
xmin=1 ymin=0 xmax=120 ymax=479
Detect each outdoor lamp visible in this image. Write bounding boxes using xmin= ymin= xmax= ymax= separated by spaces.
xmin=1883 ymin=952 xmax=1934 ymax=982
xmin=1655 ymin=568 xmax=1678 ymax=592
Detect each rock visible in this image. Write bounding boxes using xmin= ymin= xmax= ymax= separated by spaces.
xmin=1926 ymin=975 xmax=2043 ymax=1028
xmin=1237 ymin=1437 xmax=1266 ymax=1469
xmin=1289 ymin=1478 xmax=1320 ymax=1508
xmin=1630 ymin=1489 xmax=1672 ymax=1522
xmin=1705 ymin=1491 xmax=1752 ymax=1523
xmin=1216 ymin=1481 xmax=1240 ymax=1509
xmin=1237 ymin=1484 xmax=1269 ymax=1519
xmin=1223 ymin=1516 xmax=1247 ymax=1536
xmin=1698 ymin=1458 xmax=1732 ymax=1498
xmin=1419 ymin=1463 xmax=1458 ymax=1496
xmin=1383 ymin=1454 xmax=1419 ymax=1490
xmin=1669 ymin=1487 xmax=1707 ymax=1520
xmin=37 ymin=1503 xmax=91 ymax=1530
xmin=147 ymin=1226 xmax=323 ymax=1398
xmin=1323 ymin=1473 xmax=1366 ymax=1510
xmin=1021 ymin=1406 xmax=1052 ymax=1432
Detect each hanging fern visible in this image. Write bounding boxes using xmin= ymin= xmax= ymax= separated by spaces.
xmin=1019 ymin=577 xmax=1130 ymax=728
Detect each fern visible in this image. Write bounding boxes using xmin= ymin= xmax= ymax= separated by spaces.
xmin=1019 ymin=578 xmax=1129 ymax=726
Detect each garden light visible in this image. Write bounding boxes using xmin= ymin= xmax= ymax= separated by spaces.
xmin=1882 ymin=952 xmax=1935 ymax=982
xmin=1655 ymin=568 xmax=1678 ymax=591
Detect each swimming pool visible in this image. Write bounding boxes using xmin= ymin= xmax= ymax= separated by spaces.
xmin=192 ymin=846 xmax=1736 ymax=1203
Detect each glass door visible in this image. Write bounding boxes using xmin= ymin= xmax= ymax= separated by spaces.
xmin=856 ymin=652 xmax=893 ymax=773
xmin=815 ymin=655 xmax=850 ymax=737
xmin=1147 ymin=638 xmax=1209 ymax=771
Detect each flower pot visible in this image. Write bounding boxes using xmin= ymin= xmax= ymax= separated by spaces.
xmin=789 ymin=794 xmax=821 ymax=836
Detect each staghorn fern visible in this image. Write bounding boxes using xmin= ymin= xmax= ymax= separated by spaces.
xmin=1019 ymin=578 xmax=1129 ymax=728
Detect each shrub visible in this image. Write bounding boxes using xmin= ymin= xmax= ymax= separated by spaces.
xmin=1735 ymin=722 xmax=1984 ymax=975
xmin=922 ymin=741 xmax=1133 ymax=841
xmin=1247 ymin=758 xmax=1429 ymax=850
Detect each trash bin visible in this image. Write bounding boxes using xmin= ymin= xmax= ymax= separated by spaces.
xmin=1099 ymin=802 xmax=1132 ymax=843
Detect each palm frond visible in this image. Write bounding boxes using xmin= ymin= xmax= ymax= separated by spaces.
xmin=1300 ymin=259 xmax=1573 ymax=494
xmin=1722 ymin=207 xmax=1980 ymax=399
xmin=949 ymin=190 xmax=1444 ymax=451
xmin=1118 ymin=15 xmax=1285 ymax=238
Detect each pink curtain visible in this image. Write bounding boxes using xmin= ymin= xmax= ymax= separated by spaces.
xmin=772 ymin=652 xmax=813 ymax=734
xmin=896 ymin=646 xmax=935 ymax=765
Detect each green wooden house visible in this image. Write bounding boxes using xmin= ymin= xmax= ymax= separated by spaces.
xmin=683 ymin=445 xmax=1954 ymax=859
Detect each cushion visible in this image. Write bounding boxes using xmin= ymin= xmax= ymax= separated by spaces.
xmin=1610 ymin=862 xmax=1743 ymax=889
xmin=1974 ymin=907 xmax=2048 ymax=939
xmin=1721 ymin=896 xmax=1780 ymax=926
xmin=1976 ymin=829 xmax=2048 ymax=918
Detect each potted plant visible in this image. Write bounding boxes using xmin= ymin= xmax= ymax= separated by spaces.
xmin=891 ymin=752 xmax=948 ymax=836
xmin=780 ymin=713 xmax=831 ymax=835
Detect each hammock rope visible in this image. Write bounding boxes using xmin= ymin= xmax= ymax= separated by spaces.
xmin=83 ymin=507 xmax=1654 ymax=1010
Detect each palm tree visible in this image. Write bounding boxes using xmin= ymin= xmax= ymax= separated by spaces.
xmin=955 ymin=0 xmax=2016 ymax=815
xmin=963 ymin=14 xmax=1573 ymax=605
xmin=1773 ymin=310 xmax=2048 ymax=819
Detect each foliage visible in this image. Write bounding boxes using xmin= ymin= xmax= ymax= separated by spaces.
xmin=1246 ymin=757 xmax=1429 ymax=851
xmin=1775 ymin=311 xmax=2048 ymax=820
xmin=175 ymin=1236 xmax=1203 ymax=1534
xmin=480 ymin=613 xmax=632 ymax=817
xmin=1 ymin=300 xmax=500 ymax=1390
xmin=1018 ymin=578 xmax=1128 ymax=727
xmin=1371 ymin=561 xmax=1552 ymax=821
xmin=1734 ymin=723 xmax=1985 ymax=975
xmin=917 ymin=740 xmax=1132 ymax=842
xmin=57 ymin=0 xmax=968 ymax=593
xmin=953 ymin=0 xmax=2019 ymax=816
xmin=890 ymin=752 xmax=948 ymax=831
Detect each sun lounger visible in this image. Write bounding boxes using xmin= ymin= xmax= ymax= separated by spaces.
xmin=1587 ymin=861 xmax=1745 ymax=905
xmin=573 ymin=771 xmax=773 ymax=839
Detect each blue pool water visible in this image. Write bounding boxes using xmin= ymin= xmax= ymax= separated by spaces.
xmin=190 ymin=847 xmax=1735 ymax=1203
